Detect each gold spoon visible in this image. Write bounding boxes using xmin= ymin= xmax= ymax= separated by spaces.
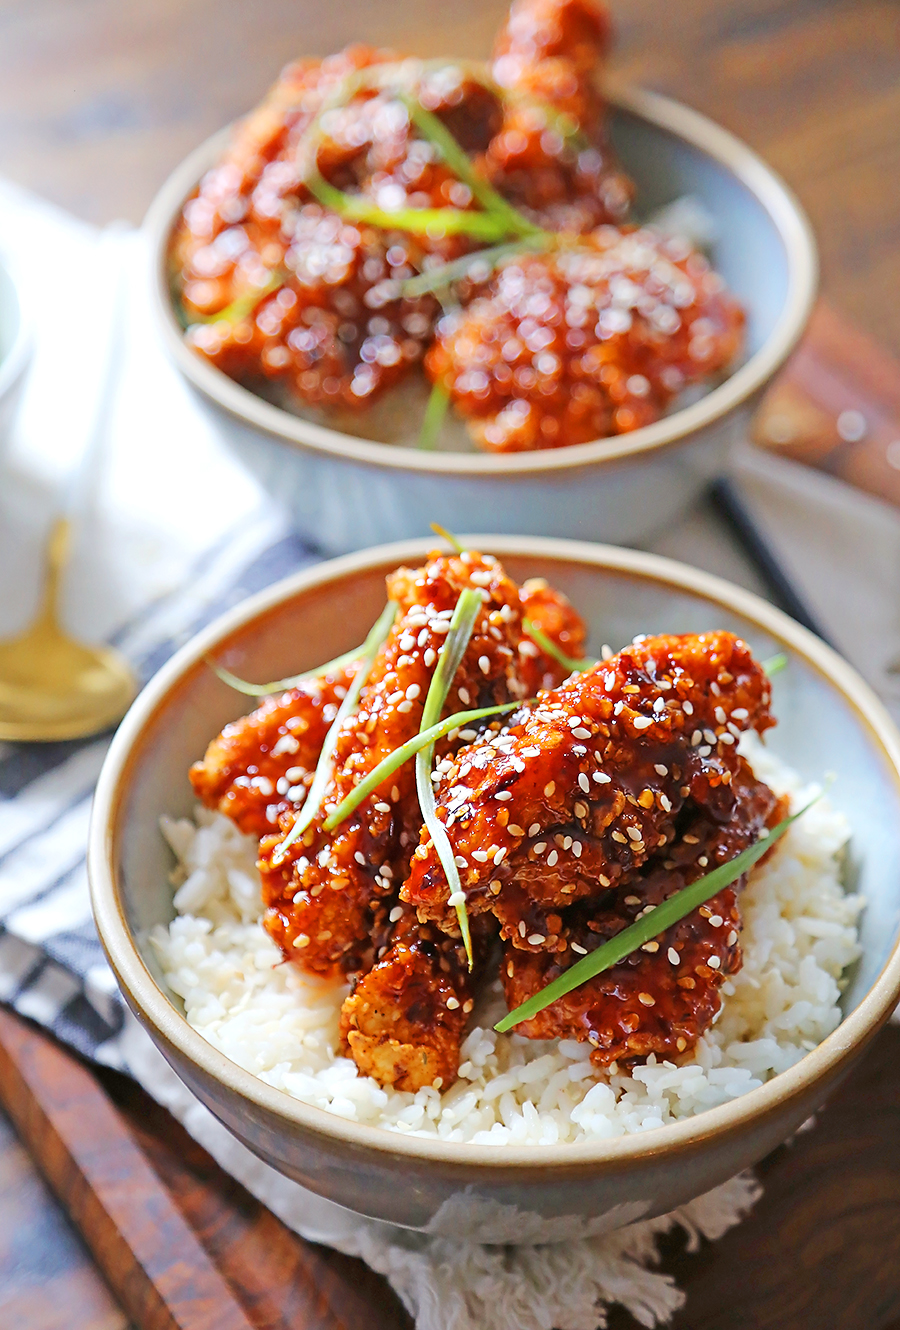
xmin=0 ymin=516 xmax=137 ymax=742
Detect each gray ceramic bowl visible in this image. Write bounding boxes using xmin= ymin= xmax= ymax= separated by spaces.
xmin=145 ymin=88 xmax=817 ymax=555
xmin=90 ymin=537 xmax=900 ymax=1240
xmin=0 ymin=252 xmax=32 ymax=449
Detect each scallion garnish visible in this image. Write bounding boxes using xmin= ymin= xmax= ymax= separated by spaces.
xmin=307 ymin=172 xmax=513 ymax=242
xmin=210 ymin=644 xmax=364 ymax=697
xmin=763 ymin=653 xmax=788 ymax=677
xmin=323 ymin=699 xmax=520 ymax=831
xmin=415 ymin=586 xmax=484 ymax=967
xmin=398 ymin=93 xmax=541 ymax=240
xmin=271 ymin=600 xmax=398 ymax=865
xmin=401 ymin=235 xmax=552 ymax=299
xmin=522 ymin=618 xmax=596 ymax=675
xmin=419 ymin=381 xmax=451 ymax=449
xmin=495 ymin=793 xmax=821 ymax=1032
xmin=188 ymin=271 xmax=285 ymax=327
xmin=430 ymin=522 xmax=465 ymax=553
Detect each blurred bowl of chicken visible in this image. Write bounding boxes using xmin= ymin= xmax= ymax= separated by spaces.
xmin=89 ymin=535 xmax=900 ymax=1238
xmin=144 ymin=0 xmax=816 ymax=555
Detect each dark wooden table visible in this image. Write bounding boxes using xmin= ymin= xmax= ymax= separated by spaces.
xmin=0 ymin=1 xmax=898 ymax=1326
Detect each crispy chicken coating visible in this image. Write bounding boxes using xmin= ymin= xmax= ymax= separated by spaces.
xmin=402 ymin=631 xmax=772 ymax=946
xmin=189 ymin=666 xmax=355 ymax=837
xmin=502 ymin=763 xmax=785 ymax=1065
xmin=426 ymin=229 xmax=745 ymax=451
xmin=339 ymin=908 xmax=495 ymax=1091
xmin=257 ymin=549 xmax=580 ymax=979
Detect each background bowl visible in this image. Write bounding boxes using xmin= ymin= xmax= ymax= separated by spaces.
xmin=90 ymin=537 xmax=900 ymax=1240
xmin=0 ymin=250 xmax=32 ymax=449
xmin=145 ymin=88 xmax=817 ymax=556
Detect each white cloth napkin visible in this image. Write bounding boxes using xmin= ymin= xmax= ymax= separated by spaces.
xmin=0 ymin=174 xmax=897 ymax=1329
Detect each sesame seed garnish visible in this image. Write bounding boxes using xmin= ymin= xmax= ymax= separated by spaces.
xmin=626 ymin=826 xmax=643 ymax=842
xmin=574 ymin=801 xmax=588 ymax=819
xmin=447 ymin=891 xmax=465 ymax=908
xmin=454 ymin=855 xmax=467 ymax=868
xmin=424 ymin=648 xmax=436 ymax=667
xmin=528 ymin=822 xmax=540 ymax=836
xmin=374 ymin=802 xmax=391 ymax=813
xmin=355 ymin=852 xmax=366 ymax=866
xmin=572 ymin=841 xmax=583 ymax=858
xmin=415 ymin=845 xmax=429 ymax=860
xmin=572 ymin=727 xmax=591 ymax=740
xmin=463 ymin=998 xmax=474 ymax=1013
xmin=446 ymin=997 xmax=460 ymax=1010
xmin=691 ymin=729 xmax=703 ymax=745
xmin=638 ymin=992 xmax=656 ymax=1006
xmin=683 ymin=700 xmax=694 ymax=715
xmin=732 ymin=708 xmax=748 ymax=720
xmin=709 ymin=955 xmax=721 ymax=969
xmin=578 ymin=772 xmax=590 ymax=794
xmin=571 ymin=942 xmax=587 ymax=955
xmin=518 ymin=920 xmax=527 ymax=937
xmin=493 ymin=847 xmax=507 ymax=864
xmin=601 ymin=645 xmax=613 ymax=660
xmin=547 ymin=849 xmax=559 ymax=866
xmin=633 ymin=715 xmax=652 ymax=730
xmin=396 ymin=699 xmax=413 ymax=714
xmin=642 ymin=940 xmax=659 ymax=953
xmin=676 ymin=1037 xmax=687 ymax=1052
xmin=654 ymin=763 xmax=668 ymax=776
xmin=592 ymin=771 xmax=611 ymax=784
xmin=709 ymin=914 xmax=723 ymax=927
xmin=392 ymin=785 xmax=400 ymax=802
xmin=389 ymin=905 xmax=404 ymax=922
xmin=668 ymin=947 xmax=680 ymax=965
xmin=698 ymin=856 xmax=709 ymax=867
xmin=624 ymin=895 xmax=640 ymax=905
xmin=684 ymin=833 xmax=699 ymax=845
xmin=544 ymin=781 xmax=556 ymax=797
xmin=472 ymin=849 xmax=489 ymax=863
xmin=293 ymin=934 xmax=310 ymax=948
xmin=612 ymin=831 xmax=627 ymax=843
xmin=458 ymin=687 xmax=471 ymax=705
xmin=478 ymin=655 xmax=491 ymax=675
xmin=533 ymin=842 xmax=546 ymax=855
xmin=495 ymin=791 xmax=512 ymax=801
xmin=527 ymin=934 xmax=546 ymax=946
xmin=509 ymin=824 xmax=525 ymax=837
xmin=727 ymin=930 xmax=738 ymax=945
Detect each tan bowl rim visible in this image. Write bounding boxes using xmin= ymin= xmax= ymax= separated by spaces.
xmin=144 ymin=84 xmax=818 ymax=479
xmin=90 ymin=535 xmax=900 ymax=1170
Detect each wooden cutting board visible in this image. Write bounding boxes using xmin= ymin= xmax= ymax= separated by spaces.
xmin=0 ymin=301 xmax=898 ymax=1330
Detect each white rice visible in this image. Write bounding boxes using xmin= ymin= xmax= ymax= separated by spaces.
xmin=150 ymin=738 xmax=862 ymax=1145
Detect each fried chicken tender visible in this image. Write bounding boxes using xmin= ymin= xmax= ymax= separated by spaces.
xmin=517 ymin=577 xmax=587 ymax=693
xmin=502 ymin=764 xmax=786 ymax=1064
xmin=258 ymin=549 xmax=574 ymax=978
xmin=339 ymin=908 xmax=495 ymax=1091
xmin=189 ymin=667 xmax=355 ymax=837
xmin=427 ymin=229 xmax=745 ymax=452
xmin=402 ymin=631 xmax=772 ymax=947
xmin=487 ymin=0 xmax=632 ymax=233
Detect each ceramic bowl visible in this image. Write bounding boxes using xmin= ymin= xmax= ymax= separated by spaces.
xmin=0 ymin=251 xmax=32 ymax=448
xmin=89 ymin=536 xmax=900 ymax=1240
xmin=145 ymin=88 xmax=817 ymax=556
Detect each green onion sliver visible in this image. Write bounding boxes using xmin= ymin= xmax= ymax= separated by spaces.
xmin=399 ymin=93 xmax=540 ymax=239
xmin=401 ymin=235 xmax=551 ymax=299
xmin=419 ymin=381 xmax=451 ymax=449
xmin=415 ymin=586 xmax=484 ymax=967
xmin=323 ymin=700 xmax=519 ymax=831
xmin=307 ymin=173 xmax=511 ymax=242
xmin=495 ymin=793 xmax=821 ymax=1033
xmin=189 ymin=271 xmax=285 ymax=327
xmin=430 ymin=522 xmax=465 ymax=553
xmin=763 ymin=653 xmax=788 ymax=677
xmin=272 ymin=600 xmax=397 ymax=864
xmin=522 ymin=618 xmax=596 ymax=675
xmin=211 ymin=644 xmax=364 ymax=698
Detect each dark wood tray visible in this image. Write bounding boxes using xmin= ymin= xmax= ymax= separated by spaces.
xmin=2 ymin=301 xmax=899 ymax=1330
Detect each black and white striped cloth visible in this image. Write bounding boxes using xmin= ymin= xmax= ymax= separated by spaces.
xmin=0 ymin=511 xmax=315 ymax=1066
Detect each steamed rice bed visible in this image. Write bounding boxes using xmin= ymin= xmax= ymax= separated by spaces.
xmin=151 ymin=737 xmax=861 ymax=1145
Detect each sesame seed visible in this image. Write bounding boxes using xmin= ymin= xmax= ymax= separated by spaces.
xmin=676 ymin=1037 xmax=687 ymax=1052
xmin=572 ymin=727 xmax=591 ymax=740
xmin=601 ymin=644 xmax=613 ymax=660
xmin=547 ymin=849 xmax=559 ymax=866
xmin=424 ymin=648 xmax=436 ymax=667
xmin=458 ymin=687 xmax=471 ymax=705
xmin=642 ymin=940 xmax=659 ymax=953
xmin=709 ymin=914 xmax=723 ymax=927
xmin=495 ymin=791 xmax=512 ymax=802
xmin=732 ymin=708 xmax=748 ymax=720
xmin=493 ymin=847 xmax=507 ymax=864
xmin=389 ymin=905 xmax=404 ymax=922
xmin=374 ymin=802 xmax=391 ymax=813
xmin=638 ymin=992 xmax=656 ymax=1006
xmin=633 ymin=715 xmax=653 ymax=731
xmin=708 ymin=955 xmax=721 ymax=969
xmin=396 ymin=699 xmax=413 ymax=714
xmin=578 ymin=772 xmax=590 ymax=793
xmin=704 ymin=729 xmax=717 ymax=745
xmin=668 ymin=948 xmax=680 ymax=965
xmin=727 ymin=930 xmax=738 ymax=945
xmin=355 ymin=852 xmax=366 ymax=866
xmin=431 ymin=621 xmax=450 ymax=634
xmin=698 ymin=856 xmax=709 ymax=867
xmin=446 ymin=997 xmax=460 ymax=1010
xmin=293 ymin=934 xmax=310 ymax=948
xmin=528 ymin=823 xmax=540 ymax=836
xmin=659 ymin=793 xmax=672 ymax=812
xmin=533 ymin=842 xmax=547 ymax=855
xmin=574 ymin=801 xmax=588 ymax=819
xmin=472 ymin=850 xmax=489 ymax=863
xmin=544 ymin=781 xmax=556 ymax=797
xmin=478 ymin=655 xmax=491 ymax=675
xmin=392 ymin=785 xmax=400 ymax=802
xmin=626 ymin=826 xmax=643 ymax=842
xmin=527 ymin=934 xmax=545 ymax=946
xmin=654 ymin=764 xmax=668 ymax=776
xmin=624 ymin=895 xmax=640 ymax=905
xmin=683 ymin=834 xmax=699 ymax=845
xmin=509 ymin=824 xmax=525 ymax=837
xmin=715 ymin=706 xmax=726 ymax=724
xmin=683 ymin=700 xmax=694 ymax=715
xmin=518 ymin=920 xmax=527 ymax=937
xmin=691 ymin=729 xmax=703 ymax=745
xmin=572 ymin=841 xmax=583 ymax=858
xmin=463 ymin=999 xmax=474 ymax=1013
xmin=454 ymin=855 xmax=467 ymax=868
xmin=415 ymin=845 xmax=429 ymax=860
xmin=571 ymin=942 xmax=588 ymax=955
xmin=612 ymin=831 xmax=627 ymax=843
xmin=447 ymin=891 xmax=466 ymax=908
xmin=593 ymin=771 xmax=611 ymax=784
xmin=406 ymin=684 xmax=421 ymax=700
